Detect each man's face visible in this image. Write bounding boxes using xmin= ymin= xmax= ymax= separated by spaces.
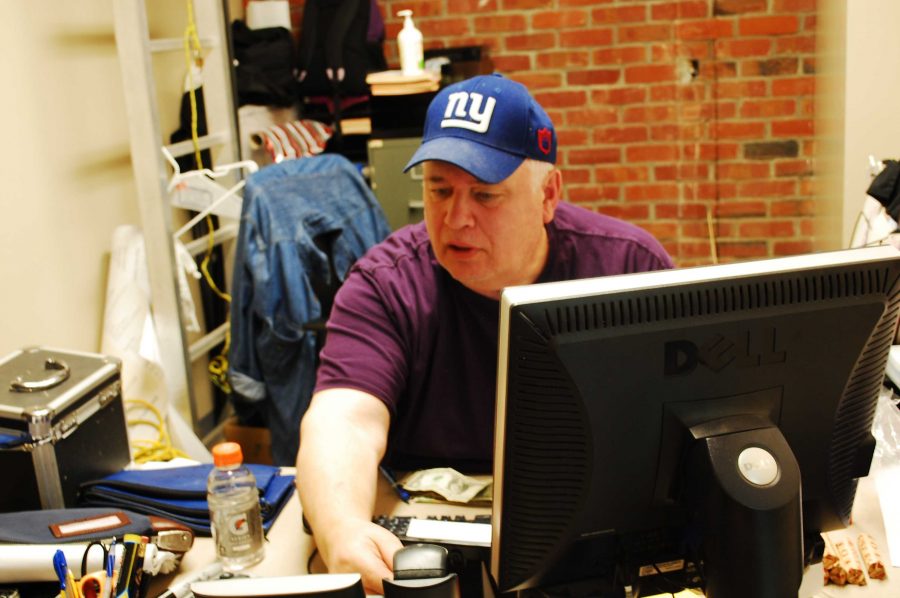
xmin=423 ymin=160 xmax=560 ymax=299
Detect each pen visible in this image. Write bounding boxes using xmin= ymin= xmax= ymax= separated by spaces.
xmin=379 ymin=465 xmax=410 ymax=503
xmin=104 ymin=540 xmax=115 ymax=598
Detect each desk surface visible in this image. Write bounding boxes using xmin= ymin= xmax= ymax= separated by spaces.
xmin=155 ymin=472 xmax=896 ymax=597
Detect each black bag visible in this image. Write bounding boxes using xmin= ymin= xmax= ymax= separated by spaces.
xmin=232 ymin=19 xmax=298 ymax=107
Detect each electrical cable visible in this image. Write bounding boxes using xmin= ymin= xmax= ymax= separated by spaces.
xmin=125 ymin=398 xmax=188 ymax=464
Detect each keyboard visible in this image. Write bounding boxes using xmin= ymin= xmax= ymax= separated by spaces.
xmin=373 ymin=514 xmax=492 ymax=563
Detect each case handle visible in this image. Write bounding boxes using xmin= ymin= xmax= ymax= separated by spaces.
xmin=9 ymin=357 xmax=70 ymax=392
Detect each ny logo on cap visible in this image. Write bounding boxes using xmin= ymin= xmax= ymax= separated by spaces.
xmin=441 ymin=91 xmax=496 ymax=134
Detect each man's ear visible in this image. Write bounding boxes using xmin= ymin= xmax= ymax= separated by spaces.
xmin=542 ymin=168 xmax=562 ymax=224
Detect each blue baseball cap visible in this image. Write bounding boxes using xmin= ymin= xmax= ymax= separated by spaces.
xmin=403 ymin=74 xmax=557 ymax=184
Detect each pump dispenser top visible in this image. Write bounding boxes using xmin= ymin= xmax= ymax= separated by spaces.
xmin=396 ymin=10 xmax=424 ymax=76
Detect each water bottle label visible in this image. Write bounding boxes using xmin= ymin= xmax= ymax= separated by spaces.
xmin=227 ymin=512 xmax=251 ymax=537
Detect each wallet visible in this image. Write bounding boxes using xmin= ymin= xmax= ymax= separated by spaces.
xmin=78 ymin=464 xmax=295 ymax=536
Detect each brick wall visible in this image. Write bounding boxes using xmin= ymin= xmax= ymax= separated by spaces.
xmin=285 ymin=0 xmax=818 ymax=266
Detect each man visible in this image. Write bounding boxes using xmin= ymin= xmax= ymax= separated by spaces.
xmin=296 ymin=74 xmax=673 ymax=593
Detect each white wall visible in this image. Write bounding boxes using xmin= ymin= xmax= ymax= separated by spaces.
xmin=841 ymin=0 xmax=900 ymax=246
xmin=0 ymin=1 xmax=139 ymax=357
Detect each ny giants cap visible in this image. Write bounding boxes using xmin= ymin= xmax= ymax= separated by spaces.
xmin=403 ymin=74 xmax=557 ymax=184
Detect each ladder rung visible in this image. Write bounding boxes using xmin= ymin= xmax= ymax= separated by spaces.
xmin=183 ymin=223 xmax=239 ymax=256
xmin=149 ymin=36 xmax=218 ymax=53
xmin=165 ymin=131 xmax=232 ymax=159
xmin=189 ymin=322 xmax=229 ymax=361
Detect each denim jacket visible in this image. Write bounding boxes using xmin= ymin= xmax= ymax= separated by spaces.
xmin=229 ymin=153 xmax=391 ymax=464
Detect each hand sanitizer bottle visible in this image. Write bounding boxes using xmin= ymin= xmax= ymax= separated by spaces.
xmin=396 ymin=10 xmax=424 ymax=76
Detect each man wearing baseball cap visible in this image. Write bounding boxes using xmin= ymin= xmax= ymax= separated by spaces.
xmin=296 ymin=74 xmax=672 ymax=592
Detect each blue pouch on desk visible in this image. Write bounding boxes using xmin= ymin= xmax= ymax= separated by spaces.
xmin=77 ymin=464 xmax=295 ymax=536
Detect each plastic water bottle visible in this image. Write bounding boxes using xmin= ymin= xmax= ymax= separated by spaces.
xmin=208 ymin=442 xmax=265 ymax=570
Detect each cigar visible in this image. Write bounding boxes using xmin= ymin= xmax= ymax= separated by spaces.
xmin=835 ymin=537 xmax=866 ymax=586
xmin=857 ymin=533 xmax=887 ymax=581
xmin=822 ymin=532 xmax=846 ymax=585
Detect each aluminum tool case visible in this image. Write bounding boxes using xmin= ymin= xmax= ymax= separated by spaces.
xmin=0 ymin=347 xmax=131 ymax=512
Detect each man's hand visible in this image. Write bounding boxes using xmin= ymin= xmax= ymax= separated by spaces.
xmin=316 ymin=518 xmax=404 ymax=595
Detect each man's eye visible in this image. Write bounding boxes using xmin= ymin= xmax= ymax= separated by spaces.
xmin=475 ymin=192 xmax=499 ymax=203
xmin=428 ymin=187 xmax=452 ymax=199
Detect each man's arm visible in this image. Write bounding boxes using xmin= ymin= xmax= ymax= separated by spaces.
xmin=296 ymin=387 xmax=403 ymax=594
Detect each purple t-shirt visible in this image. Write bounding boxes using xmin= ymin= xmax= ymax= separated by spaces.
xmin=314 ymin=201 xmax=673 ymax=472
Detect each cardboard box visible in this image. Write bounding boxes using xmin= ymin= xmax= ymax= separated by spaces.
xmin=224 ymin=416 xmax=273 ymax=465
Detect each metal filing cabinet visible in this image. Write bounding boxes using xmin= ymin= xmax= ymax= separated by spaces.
xmin=367 ymin=137 xmax=425 ymax=231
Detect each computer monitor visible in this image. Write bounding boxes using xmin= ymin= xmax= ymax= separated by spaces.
xmin=490 ymin=245 xmax=900 ymax=597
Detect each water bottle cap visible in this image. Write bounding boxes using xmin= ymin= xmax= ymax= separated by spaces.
xmin=212 ymin=441 xmax=243 ymax=466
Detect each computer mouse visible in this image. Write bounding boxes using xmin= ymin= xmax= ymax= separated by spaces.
xmin=392 ymin=543 xmax=449 ymax=580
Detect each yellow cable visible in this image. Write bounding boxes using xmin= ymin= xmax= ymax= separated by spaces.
xmin=125 ymin=398 xmax=188 ymax=463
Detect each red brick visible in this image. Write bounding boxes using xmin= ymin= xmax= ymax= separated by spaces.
xmin=774 ymin=240 xmax=815 ymax=256
xmin=569 ymin=147 xmax=622 ymax=164
xmin=715 ymin=38 xmax=772 ymax=58
xmin=567 ymin=107 xmax=619 ymax=126
xmin=740 ymin=99 xmax=797 ymax=119
xmin=559 ymin=0 xmax=612 ymax=6
xmin=510 ymin=72 xmax=563 ymax=89
xmin=593 ymin=127 xmax=649 ymax=144
xmin=556 ymin=128 xmax=589 ymax=146
xmin=592 ymin=87 xmax=647 ymax=105
xmin=739 ymin=15 xmax=799 ymax=36
xmin=772 ymin=199 xmax=816 ymax=216
xmin=558 ymin=27 xmax=615 ymax=47
xmin=536 ymin=51 xmax=590 ymax=69
xmin=474 ymin=14 xmax=527 ymax=33
xmin=676 ymin=19 xmax=734 ymax=40
xmin=594 ymin=166 xmax=650 ymax=183
xmin=684 ymin=143 xmax=740 ymax=161
xmin=717 ymin=162 xmax=771 ymax=180
xmin=774 ymin=0 xmax=817 ymax=11
xmin=652 ymin=1 xmax=709 ymax=20
xmin=717 ymin=80 xmax=768 ymax=98
xmin=713 ymin=0 xmax=767 ymax=15
xmin=418 ymin=18 xmax=470 ymax=37
xmin=618 ymin=24 xmax=672 ymax=43
xmin=626 ymin=145 xmax=680 ymax=162
xmin=624 ymin=105 xmax=678 ymax=123
xmin=625 ymin=64 xmax=677 ymax=84
xmin=492 ymin=55 xmax=532 ymax=71
xmin=625 ymin=184 xmax=680 ymax=201
xmin=774 ymin=160 xmax=813 ymax=177
xmin=715 ymin=201 xmax=768 ymax=217
xmin=643 ymin=222 xmax=680 ymax=240
xmin=771 ymin=119 xmax=814 ymax=137
xmin=568 ymin=68 xmax=621 ymax=85
xmin=506 ymin=0 xmax=555 ymax=7
xmin=776 ymin=35 xmax=816 ymax=54
xmin=592 ymin=5 xmax=647 ymax=24
xmin=714 ymin=122 xmax=766 ymax=140
xmin=738 ymin=180 xmax=797 ymax=197
xmin=569 ymin=185 xmax=620 ymax=202
xmin=534 ymin=90 xmax=587 ymax=108
xmin=593 ymin=46 xmax=646 ymax=65
xmin=597 ymin=204 xmax=650 ymax=221
xmin=560 ymin=168 xmax=591 ymax=184
xmin=446 ymin=0 xmax=499 ymax=12
xmin=505 ymin=33 xmax=556 ymax=52
xmin=741 ymin=57 xmax=799 ymax=77
xmin=677 ymin=242 xmax=716 ymax=260
xmin=717 ymin=242 xmax=768 ymax=258
xmin=657 ymin=203 xmax=710 ymax=219
xmin=532 ymin=10 xmax=590 ymax=30
xmin=771 ymin=77 xmax=815 ymax=96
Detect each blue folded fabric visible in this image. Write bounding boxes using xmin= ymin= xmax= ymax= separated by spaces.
xmin=78 ymin=464 xmax=295 ymax=536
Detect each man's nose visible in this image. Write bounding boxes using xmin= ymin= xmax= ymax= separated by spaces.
xmin=444 ymin=194 xmax=475 ymax=229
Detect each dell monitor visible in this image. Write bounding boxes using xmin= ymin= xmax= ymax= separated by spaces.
xmin=491 ymin=245 xmax=900 ymax=597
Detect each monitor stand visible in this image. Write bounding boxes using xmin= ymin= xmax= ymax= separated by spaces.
xmin=685 ymin=416 xmax=804 ymax=598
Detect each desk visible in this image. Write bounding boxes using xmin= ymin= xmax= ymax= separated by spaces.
xmin=155 ymin=472 xmax=896 ymax=597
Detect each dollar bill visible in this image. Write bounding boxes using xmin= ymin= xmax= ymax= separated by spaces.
xmin=401 ymin=467 xmax=492 ymax=504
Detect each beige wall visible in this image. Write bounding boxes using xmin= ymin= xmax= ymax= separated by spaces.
xmin=0 ymin=1 xmax=138 ymax=358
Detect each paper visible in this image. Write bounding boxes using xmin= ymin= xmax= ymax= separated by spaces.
xmin=875 ymin=464 xmax=900 ymax=567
